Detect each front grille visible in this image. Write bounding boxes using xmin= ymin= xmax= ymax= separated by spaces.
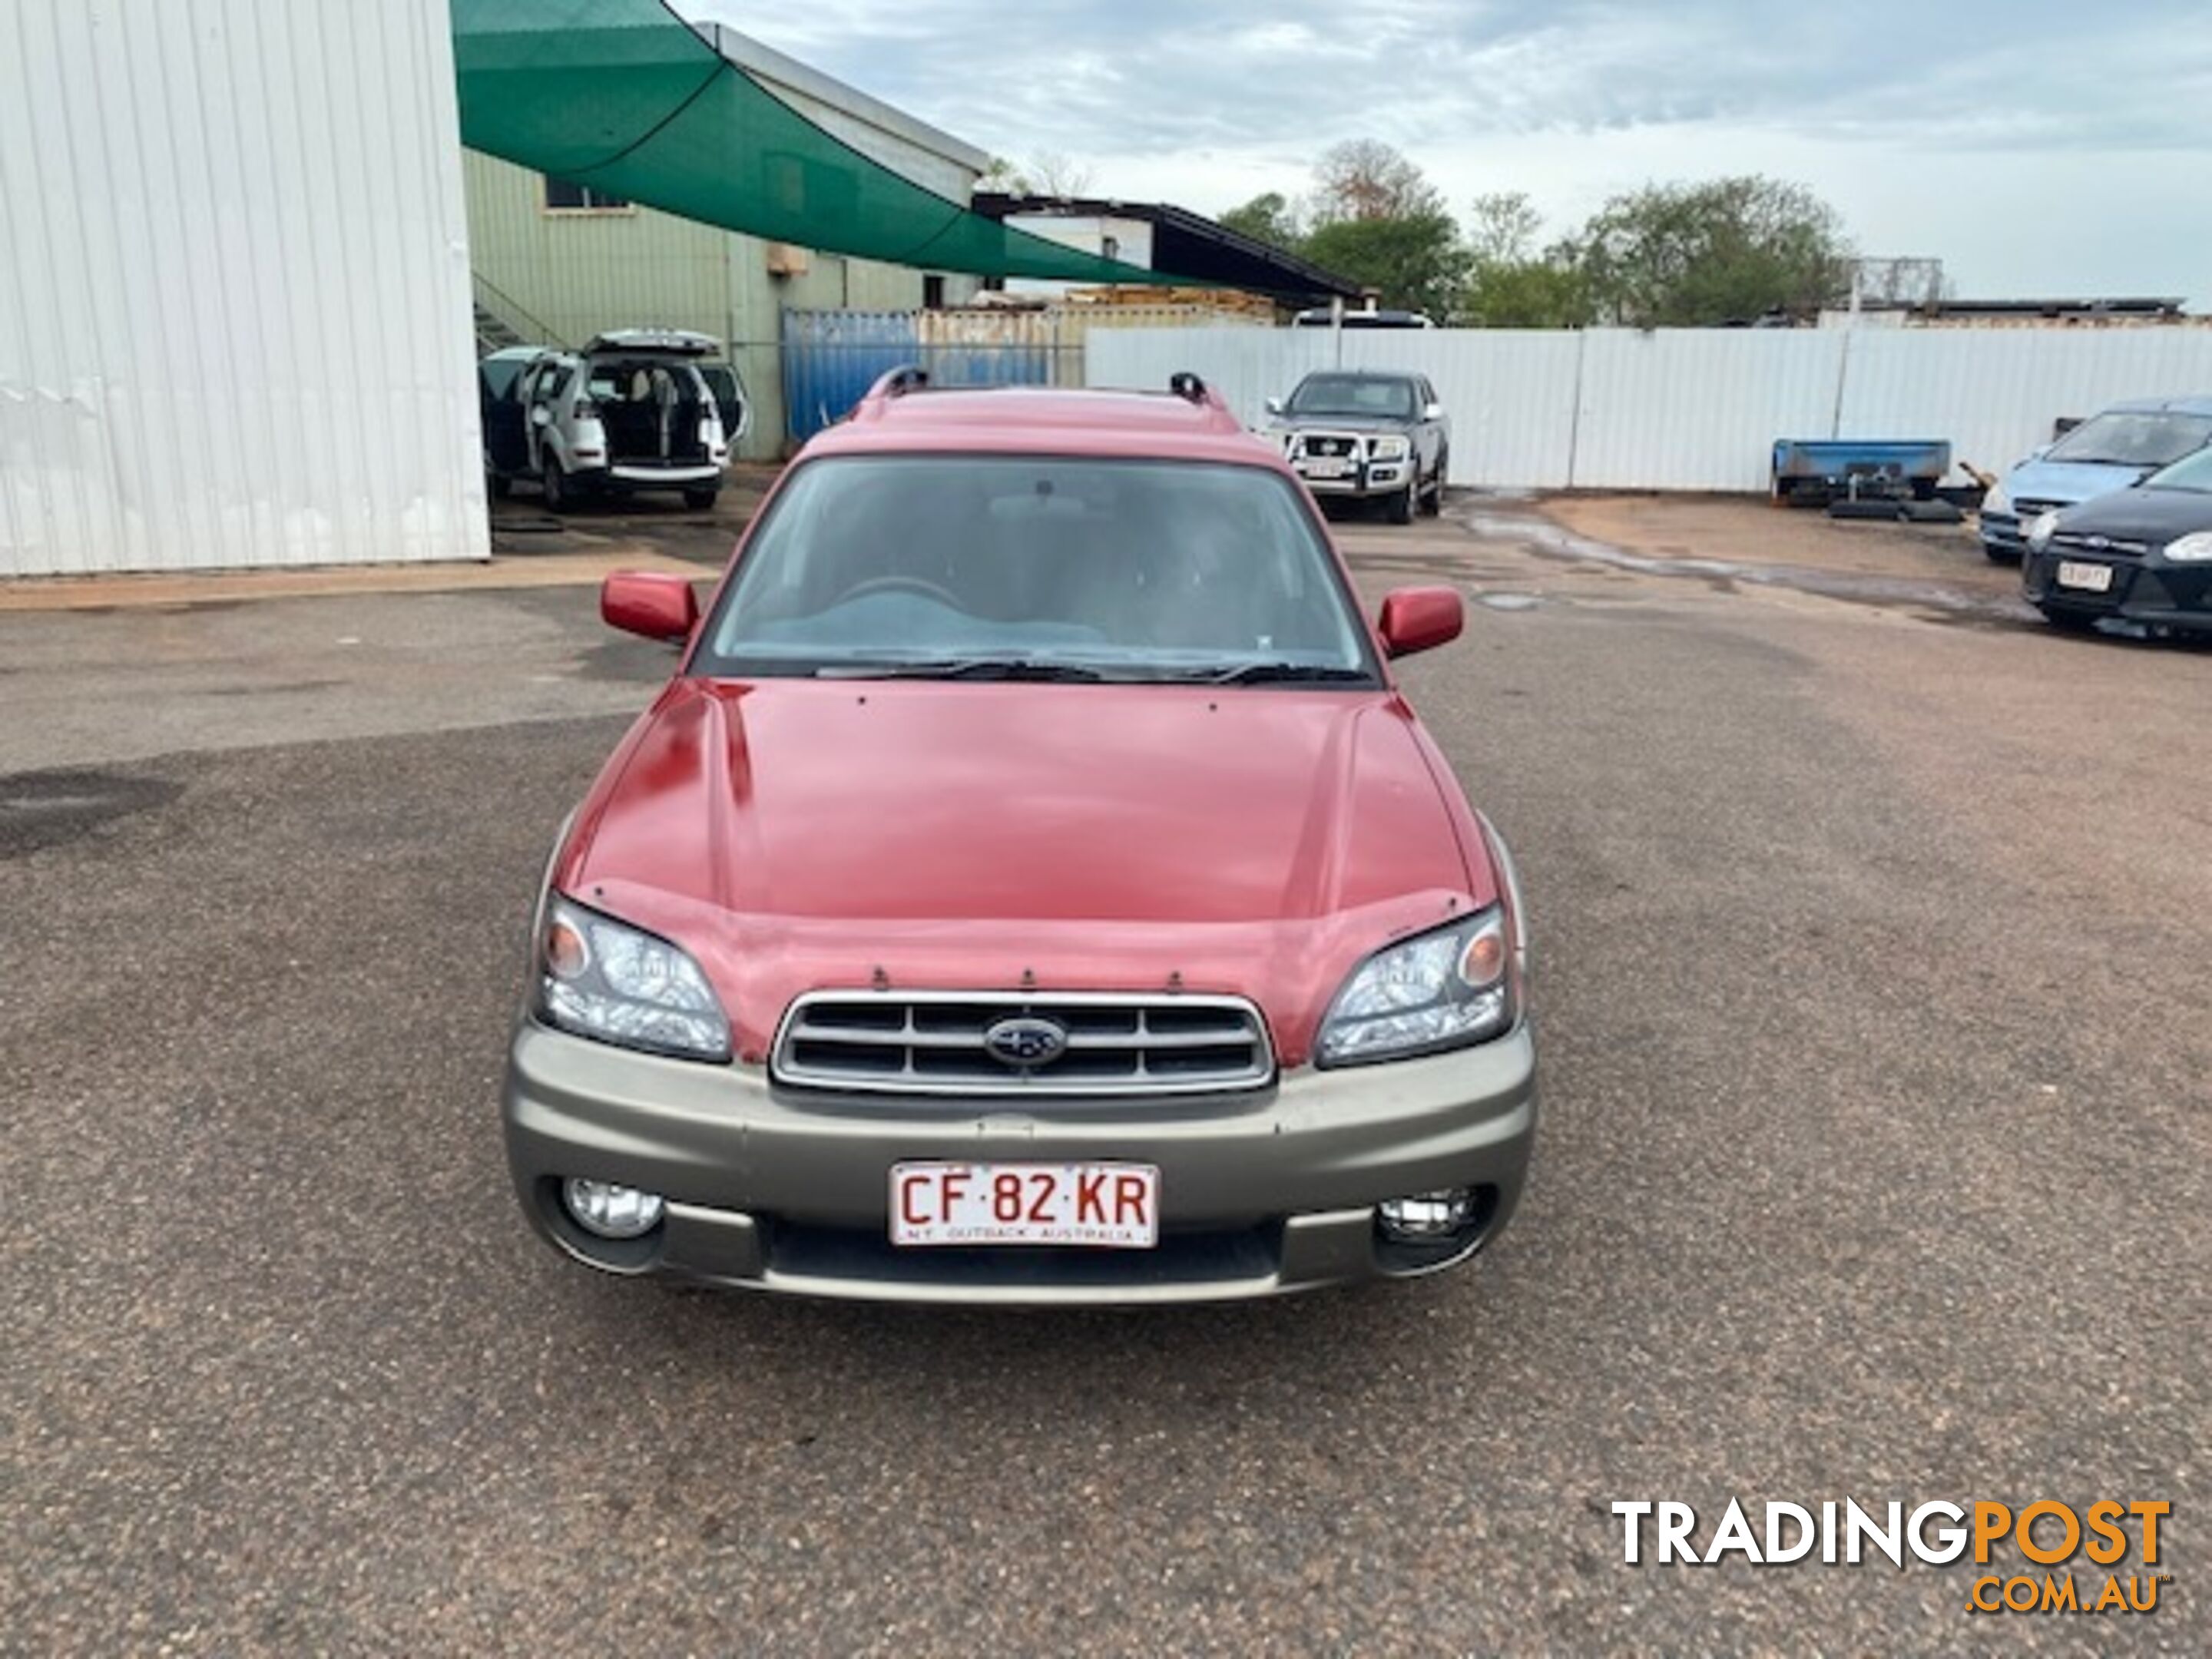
xmin=772 ymin=991 xmax=1275 ymax=1097
xmin=2048 ymin=531 xmax=2149 ymax=558
xmin=1300 ymin=433 xmax=1361 ymax=459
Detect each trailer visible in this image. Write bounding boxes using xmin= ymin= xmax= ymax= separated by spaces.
xmin=1770 ymin=438 xmax=1953 ymax=510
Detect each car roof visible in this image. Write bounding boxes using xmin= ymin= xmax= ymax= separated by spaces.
xmin=584 ymin=327 xmax=720 ymax=356
xmin=2093 ymin=394 xmax=2212 ymax=416
xmin=803 ymin=384 xmax=1283 ymax=468
xmin=1292 ymin=308 xmax=1433 ymax=327
xmin=1295 ymin=369 xmax=1419 ymax=382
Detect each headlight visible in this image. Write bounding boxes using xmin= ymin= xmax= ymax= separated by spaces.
xmin=2163 ymin=531 xmax=2212 ymax=563
xmin=1316 ymin=907 xmax=1516 ymax=1067
xmin=2025 ymin=510 xmax=2061 ymax=551
xmin=1982 ymin=475 xmax=2011 ymax=516
xmin=536 ymin=895 xmax=731 ymax=1061
xmin=1370 ymin=435 xmax=1411 ymax=461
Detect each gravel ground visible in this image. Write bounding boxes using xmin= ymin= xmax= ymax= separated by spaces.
xmin=2 ymin=494 xmax=2204 ymax=1654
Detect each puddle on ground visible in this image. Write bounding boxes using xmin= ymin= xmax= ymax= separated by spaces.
xmin=0 ymin=770 xmax=182 ymax=857
xmin=1457 ymin=508 xmax=2041 ymax=628
xmin=1476 ymin=593 xmax=1545 ymax=611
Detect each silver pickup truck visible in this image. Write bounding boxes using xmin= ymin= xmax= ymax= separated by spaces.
xmin=1263 ymin=369 xmax=1449 ymax=525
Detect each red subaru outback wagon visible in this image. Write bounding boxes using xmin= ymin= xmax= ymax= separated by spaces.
xmin=502 ymin=369 xmax=1535 ymax=1303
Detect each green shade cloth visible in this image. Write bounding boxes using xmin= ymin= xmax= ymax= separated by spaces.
xmin=452 ymin=0 xmax=1173 ymax=285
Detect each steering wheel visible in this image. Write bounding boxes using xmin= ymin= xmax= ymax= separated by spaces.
xmin=839 ymin=575 xmax=966 ymax=610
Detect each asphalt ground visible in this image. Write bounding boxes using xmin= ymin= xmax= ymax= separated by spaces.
xmin=2 ymin=495 xmax=2207 ymax=1654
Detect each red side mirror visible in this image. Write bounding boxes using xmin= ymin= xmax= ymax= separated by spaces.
xmin=601 ymin=571 xmax=700 ymax=644
xmin=1377 ymin=585 xmax=1463 ymax=659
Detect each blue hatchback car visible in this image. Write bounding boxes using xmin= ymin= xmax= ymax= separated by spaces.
xmin=1979 ymin=396 xmax=2212 ymax=563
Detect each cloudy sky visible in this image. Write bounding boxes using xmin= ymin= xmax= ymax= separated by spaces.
xmin=689 ymin=0 xmax=2212 ymax=303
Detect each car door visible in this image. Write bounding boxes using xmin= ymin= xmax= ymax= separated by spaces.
xmin=515 ymin=359 xmax=548 ymax=472
xmin=1419 ymin=377 xmax=1448 ymax=477
xmin=702 ymin=365 xmax=750 ymax=445
xmin=523 ymin=359 xmax=571 ymax=473
xmin=481 ymin=356 xmax=536 ymax=478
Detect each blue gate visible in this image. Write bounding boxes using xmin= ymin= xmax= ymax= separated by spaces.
xmin=781 ymin=310 xmax=919 ymax=444
xmin=781 ymin=308 xmax=1066 ymax=443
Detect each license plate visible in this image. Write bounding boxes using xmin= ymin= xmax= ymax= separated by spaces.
xmin=2056 ymin=560 xmax=2114 ymax=592
xmin=889 ymin=1162 xmax=1160 ymax=1248
xmin=1300 ymin=457 xmax=1353 ymax=479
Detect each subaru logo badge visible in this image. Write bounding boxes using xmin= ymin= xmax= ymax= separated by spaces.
xmin=982 ymin=1015 xmax=1068 ymax=1068
xmin=2086 ymin=535 xmax=2111 ymax=551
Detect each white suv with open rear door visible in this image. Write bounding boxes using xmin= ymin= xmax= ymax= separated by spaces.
xmin=482 ymin=329 xmax=746 ymax=512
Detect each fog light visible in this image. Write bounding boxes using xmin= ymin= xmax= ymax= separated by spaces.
xmin=1377 ymin=1188 xmax=1478 ymax=1241
xmin=562 ymin=1177 xmax=665 ymax=1240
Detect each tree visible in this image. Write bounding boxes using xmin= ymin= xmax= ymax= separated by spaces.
xmin=1465 ymin=191 xmax=1543 ymax=265
xmin=1462 ymin=258 xmax=1591 ymax=329
xmin=1309 ymin=139 xmax=1443 ymax=225
xmin=1026 ymin=150 xmax=1093 ymax=199
xmin=1303 ymin=212 xmax=1469 ymax=322
xmin=975 ymin=155 xmax=1027 ymax=195
xmin=1219 ymin=190 xmax=1303 ymax=251
xmin=1459 ymin=191 xmax=1591 ymax=328
xmin=1293 ymin=141 xmax=1464 ymax=316
xmin=1566 ymin=176 xmax=1851 ymax=326
xmin=975 ymin=151 xmax=1093 ymax=199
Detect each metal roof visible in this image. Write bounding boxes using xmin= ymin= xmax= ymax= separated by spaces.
xmin=690 ymin=23 xmax=992 ymax=175
xmin=1857 ymin=296 xmax=2188 ymax=320
xmin=973 ymin=194 xmax=1366 ymax=304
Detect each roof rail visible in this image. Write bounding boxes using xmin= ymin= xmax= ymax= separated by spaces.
xmin=855 ymin=363 xmax=931 ymax=416
xmin=836 ymin=367 xmax=924 ymax=424
xmin=1168 ymin=370 xmax=1242 ymax=432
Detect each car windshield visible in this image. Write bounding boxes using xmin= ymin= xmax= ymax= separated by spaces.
xmin=696 ymin=455 xmax=1376 ymax=684
xmin=2043 ymin=411 xmax=2212 ymax=467
xmin=1286 ymin=376 xmax=1416 ymax=419
xmin=2144 ymin=446 xmax=2212 ymax=493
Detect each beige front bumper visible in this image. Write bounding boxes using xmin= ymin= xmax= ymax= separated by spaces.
xmin=502 ymin=1021 xmax=1537 ymax=1304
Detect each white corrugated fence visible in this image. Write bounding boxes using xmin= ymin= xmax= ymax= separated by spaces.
xmin=1087 ymin=326 xmax=2212 ymax=492
xmin=0 ymin=0 xmax=486 ymax=578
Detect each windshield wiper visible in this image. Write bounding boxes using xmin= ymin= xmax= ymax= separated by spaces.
xmin=1189 ymin=661 xmax=1373 ymax=685
xmin=810 ymin=657 xmax=1372 ymax=686
xmin=813 ymin=656 xmax=1112 ymax=682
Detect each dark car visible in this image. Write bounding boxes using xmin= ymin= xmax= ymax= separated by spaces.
xmin=2020 ymin=445 xmax=2212 ymax=634
xmin=1262 ymin=370 xmax=1449 ymax=525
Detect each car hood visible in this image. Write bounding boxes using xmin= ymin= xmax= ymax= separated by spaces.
xmin=1274 ymin=412 xmax=1415 ymax=434
xmin=558 ymin=677 xmax=1492 ymax=1065
xmin=2048 ymin=485 xmax=2212 ymax=542
xmin=2003 ymin=457 xmax=2158 ymax=509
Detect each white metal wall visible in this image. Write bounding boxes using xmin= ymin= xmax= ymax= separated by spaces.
xmin=1088 ymin=326 xmax=2212 ymax=492
xmin=1835 ymin=329 xmax=2212 ymax=477
xmin=1573 ymin=330 xmax=1841 ymax=492
xmin=0 ymin=0 xmax=487 ymax=578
